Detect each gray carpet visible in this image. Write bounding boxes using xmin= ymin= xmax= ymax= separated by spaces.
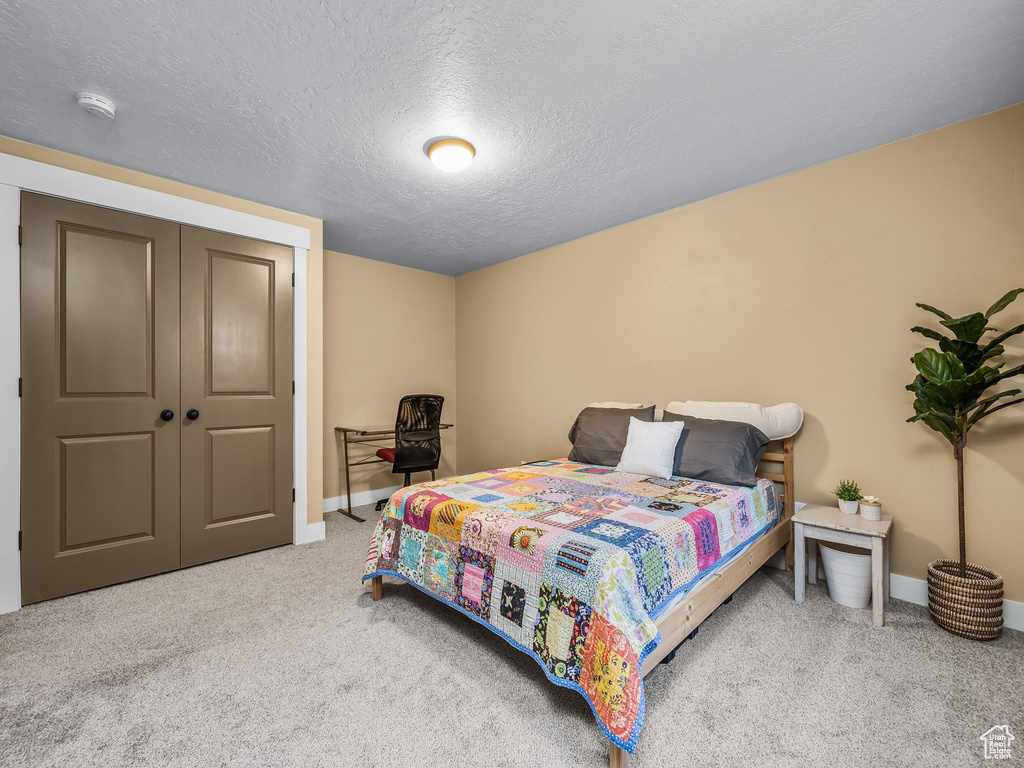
xmin=1 ymin=506 xmax=1020 ymax=768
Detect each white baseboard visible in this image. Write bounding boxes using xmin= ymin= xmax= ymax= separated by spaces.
xmin=779 ymin=559 xmax=1024 ymax=632
xmin=888 ymin=573 xmax=929 ymax=606
xmin=323 ymin=485 xmax=401 ymax=515
xmin=772 ymin=501 xmax=1022 ymax=632
xmin=294 ymin=520 xmax=325 ymax=545
xmin=1005 ymin=598 xmax=1024 ymax=632
xmin=888 ymin=572 xmax=1024 ymax=632
xmin=788 ymin=560 xmax=1024 ymax=633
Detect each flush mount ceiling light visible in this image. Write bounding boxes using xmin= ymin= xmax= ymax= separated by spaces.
xmin=76 ymin=91 xmax=116 ymax=119
xmin=426 ymin=138 xmax=475 ymax=172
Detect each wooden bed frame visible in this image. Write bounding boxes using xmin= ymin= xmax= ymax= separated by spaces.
xmin=370 ymin=437 xmax=795 ymax=768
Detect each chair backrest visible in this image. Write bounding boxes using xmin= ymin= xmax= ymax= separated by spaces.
xmin=393 ymin=394 xmax=444 ymax=473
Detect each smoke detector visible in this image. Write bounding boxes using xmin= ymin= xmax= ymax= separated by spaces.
xmin=76 ymin=92 xmax=116 ymax=119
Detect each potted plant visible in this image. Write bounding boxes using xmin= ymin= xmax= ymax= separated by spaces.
xmin=907 ymin=288 xmax=1024 ymax=640
xmin=833 ymin=479 xmax=862 ymax=515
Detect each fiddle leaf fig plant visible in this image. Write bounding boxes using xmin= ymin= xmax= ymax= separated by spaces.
xmin=908 ymin=288 xmax=1024 ymax=577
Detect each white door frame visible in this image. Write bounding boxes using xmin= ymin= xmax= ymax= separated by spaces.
xmin=0 ymin=151 xmax=321 ymax=615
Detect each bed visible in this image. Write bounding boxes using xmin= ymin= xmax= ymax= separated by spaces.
xmin=363 ymin=437 xmax=795 ymax=768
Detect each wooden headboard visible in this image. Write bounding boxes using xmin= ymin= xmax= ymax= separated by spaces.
xmin=755 ymin=436 xmax=795 ymax=567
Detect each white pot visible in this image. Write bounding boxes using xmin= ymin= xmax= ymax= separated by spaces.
xmin=819 ymin=543 xmax=872 ymax=609
xmin=837 ymin=498 xmax=859 ymax=515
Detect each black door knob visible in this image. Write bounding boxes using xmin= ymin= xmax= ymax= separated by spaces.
xmin=160 ymin=409 xmax=174 ymax=422
xmin=186 ymin=409 xmax=200 ymax=421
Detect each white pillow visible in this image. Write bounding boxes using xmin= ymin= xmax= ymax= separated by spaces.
xmin=664 ymin=400 xmax=804 ymax=440
xmin=616 ymin=417 xmax=686 ymax=479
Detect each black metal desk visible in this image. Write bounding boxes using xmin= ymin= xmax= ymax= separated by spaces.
xmin=334 ymin=423 xmax=454 ymax=522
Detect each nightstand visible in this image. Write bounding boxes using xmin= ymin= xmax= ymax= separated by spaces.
xmin=793 ymin=504 xmax=893 ymax=627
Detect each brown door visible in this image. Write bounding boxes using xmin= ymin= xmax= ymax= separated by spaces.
xmin=20 ymin=193 xmax=182 ymax=604
xmin=179 ymin=226 xmax=293 ymax=567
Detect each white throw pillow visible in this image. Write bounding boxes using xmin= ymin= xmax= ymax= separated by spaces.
xmin=616 ymin=417 xmax=686 ymax=479
xmin=664 ymin=401 xmax=804 ymax=440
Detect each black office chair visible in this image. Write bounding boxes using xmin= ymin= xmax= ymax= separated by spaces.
xmin=374 ymin=394 xmax=445 ymax=511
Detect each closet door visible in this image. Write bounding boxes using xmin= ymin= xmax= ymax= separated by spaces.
xmin=20 ymin=193 xmax=182 ymax=604
xmin=179 ymin=227 xmax=293 ymax=567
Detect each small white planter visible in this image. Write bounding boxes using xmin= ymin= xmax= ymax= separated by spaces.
xmin=837 ymin=498 xmax=859 ymax=515
xmin=819 ymin=543 xmax=872 ymax=609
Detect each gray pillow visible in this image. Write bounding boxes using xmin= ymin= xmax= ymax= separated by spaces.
xmin=661 ymin=413 xmax=770 ymax=487
xmin=568 ymin=406 xmax=656 ymax=467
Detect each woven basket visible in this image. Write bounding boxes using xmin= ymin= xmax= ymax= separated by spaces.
xmin=927 ymin=559 xmax=1003 ymax=640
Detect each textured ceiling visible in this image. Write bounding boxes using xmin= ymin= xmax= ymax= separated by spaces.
xmin=2 ymin=1 xmax=1023 ymax=275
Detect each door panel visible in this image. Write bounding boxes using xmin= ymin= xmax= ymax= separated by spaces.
xmin=209 ymin=426 xmax=275 ymax=524
xmin=180 ymin=227 xmax=292 ymax=567
xmin=21 ymin=193 xmax=181 ymax=604
xmin=62 ymin=226 xmax=153 ymax=396
xmin=209 ymin=252 xmax=274 ymax=394
xmin=60 ymin=433 xmax=154 ymax=548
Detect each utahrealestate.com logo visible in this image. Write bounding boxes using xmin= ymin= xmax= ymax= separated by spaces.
xmin=980 ymin=725 xmax=1015 ymax=760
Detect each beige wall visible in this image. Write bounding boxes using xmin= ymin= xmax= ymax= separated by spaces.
xmin=454 ymin=104 xmax=1024 ymax=600
xmin=323 ymin=250 xmax=457 ymax=501
xmin=0 ymin=136 xmax=326 ymax=525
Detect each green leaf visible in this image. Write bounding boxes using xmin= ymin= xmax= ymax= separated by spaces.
xmin=983 ymin=323 xmax=1024 ymax=353
xmin=980 ymin=344 xmax=1005 ymax=363
xmin=919 ymin=412 xmax=956 ymax=443
xmin=920 ymin=382 xmax=956 ymax=408
xmin=968 ymin=395 xmax=1024 ymax=428
xmin=977 ymin=396 xmax=1024 ymax=419
xmin=990 ymin=362 xmax=1024 ymax=386
xmin=914 ymin=402 xmax=957 ymax=425
xmin=909 ymin=395 xmax=958 ymax=443
xmin=923 ymin=379 xmax=990 ymax=409
xmin=940 ymin=313 xmax=988 ymax=343
xmin=911 ymin=398 xmax=956 ymax=433
xmin=939 ymin=337 xmax=984 ymax=372
xmin=917 ymin=303 xmax=952 ymax=321
xmin=977 ymin=363 xmax=1005 ymax=381
xmin=909 ymin=376 xmax=954 ymax=416
xmin=917 ymin=367 xmax=992 ymax=411
xmin=911 ymin=326 xmax=947 ymax=342
xmin=966 ymin=389 xmax=1022 ymax=417
xmin=984 ymin=288 xmax=1024 ymax=319
xmin=913 ymin=349 xmax=966 ymax=384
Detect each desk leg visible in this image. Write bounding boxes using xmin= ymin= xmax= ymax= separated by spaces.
xmin=871 ymin=537 xmax=884 ymax=628
xmin=338 ymin=431 xmax=365 ymax=523
xmin=794 ymin=522 xmax=805 ymax=604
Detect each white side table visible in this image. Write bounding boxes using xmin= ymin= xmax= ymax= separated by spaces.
xmin=793 ymin=504 xmax=894 ymax=627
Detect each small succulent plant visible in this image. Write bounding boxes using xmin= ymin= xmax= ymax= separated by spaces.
xmin=833 ymin=479 xmax=862 ymax=502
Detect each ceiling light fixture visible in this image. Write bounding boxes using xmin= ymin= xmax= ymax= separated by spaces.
xmin=426 ymin=138 xmax=475 ymax=172
xmin=76 ymin=92 xmax=116 ymax=119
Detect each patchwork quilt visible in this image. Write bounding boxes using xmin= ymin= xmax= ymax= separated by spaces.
xmin=362 ymin=460 xmax=779 ymax=753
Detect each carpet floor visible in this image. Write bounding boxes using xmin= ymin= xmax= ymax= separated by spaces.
xmin=1 ymin=506 xmax=1020 ymax=767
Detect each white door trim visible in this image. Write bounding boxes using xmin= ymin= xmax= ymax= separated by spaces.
xmin=0 ymin=153 xmax=310 ymax=249
xmin=0 ymin=150 xmax=319 ymax=615
xmin=292 ymin=246 xmax=324 ymax=545
xmin=0 ymin=184 xmax=21 ymax=615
